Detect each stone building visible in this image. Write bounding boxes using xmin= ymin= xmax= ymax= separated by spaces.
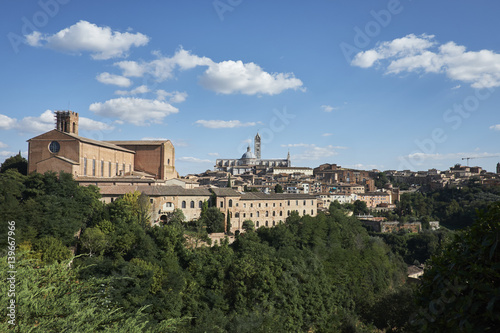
xmin=99 ymin=185 xmax=317 ymax=232
xmin=215 ymin=133 xmax=291 ymax=175
xmin=27 ymin=110 xmax=177 ymax=181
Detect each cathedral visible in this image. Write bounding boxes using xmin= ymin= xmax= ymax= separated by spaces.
xmin=214 ymin=133 xmax=291 ymax=175
xmin=27 ymin=111 xmax=177 ymax=181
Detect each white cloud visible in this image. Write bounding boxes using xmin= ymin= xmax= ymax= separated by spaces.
xmin=25 ymin=20 xmax=149 ymax=60
xmin=292 ymin=144 xmax=341 ymax=161
xmin=199 ymin=60 xmax=304 ymax=95
xmin=115 ymin=85 xmax=150 ymax=95
xmin=2 ymin=110 xmax=115 ymax=134
xmin=195 ymin=120 xmax=257 ymax=129
xmin=352 ymin=34 xmax=500 ymax=88
xmin=208 ymin=152 xmax=219 ymax=156
xmin=321 ymin=105 xmax=338 ymax=112
xmin=451 ymin=84 xmax=461 ymax=90
xmin=96 ymin=72 xmax=132 ymax=87
xmin=89 ymin=97 xmax=178 ymax=126
xmin=0 ymin=142 xmax=8 ymax=148
xmin=156 ymin=90 xmax=188 ymax=103
xmin=0 ymin=114 xmax=17 ymax=130
xmin=322 ymin=133 xmax=333 ymax=137
xmin=114 ymin=48 xmax=303 ymax=96
xmin=489 ymin=124 xmax=500 ymax=131
xmin=0 ymin=151 xmax=17 ymax=157
xmin=79 ymin=117 xmax=115 ymax=131
xmin=178 ymin=157 xmax=212 ymax=163
xmin=17 ymin=110 xmax=55 ymax=134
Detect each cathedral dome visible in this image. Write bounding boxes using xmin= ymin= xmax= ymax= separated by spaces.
xmin=241 ymin=146 xmax=256 ymax=159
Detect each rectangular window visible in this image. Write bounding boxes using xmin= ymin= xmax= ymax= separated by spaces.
xmin=92 ymin=159 xmax=96 ymax=176
xmin=109 ymin=162 xmax=111 ymax=177
xmin=83 ymin=157 xmax=87 ymax=176
xmin=116 ymin=162 xmax=118 ymax=175
xmin=129 ymin=164 xmax=132 ymax=172
xmin=101 ymin=161 xmax=104 ymax=177
xmin=123 ymin=163 xmax=125 ymax=173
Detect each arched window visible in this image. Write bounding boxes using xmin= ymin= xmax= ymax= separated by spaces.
xmin=265 ymin=211 xmax=269 ymax=217
xmin=199 ymin=201 xmax=203 ymax=208
xmin=273 ymin=211 xmax=276 ymax=217
xmin=273 ymin=221 xmax=275 ymax=226
xmin=182 ymin=201 xmax=186 ymax=208
xmin=280 ymin=211 xmax=283 ymax=216
xmin=303 ymin=210 xmax=306 ymax=215
xmin=287 ymin=210 xmax=290 ymax=216
xmin=265 ymin=221 xmax=268 ymax=227
xmin=311 ymin=209 xmax=314 ymax=215
xmin=229 ymin=199 xmax=233 ymax=208
xmin=190 ymin=201 xmax=195 ymax=208
xmin=257 ymin=212 xmax=260 ymax=217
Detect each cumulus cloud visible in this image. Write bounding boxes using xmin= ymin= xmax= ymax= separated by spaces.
xmin=156 ymin=90 xmax=188 ymax=103
xmin=89 ymin=97 xmax=178 ymax=126
xmin=1 ymin=110 xmax=115 ymax=134
xmin=352 ymin=34 xmax=500 ymax=88
xmin=178 ymin=157 xmax=212 ymax=163
xmin=115 ymin=85 xmax=150 ymax=95
xmin=96 ymin=72 xmax=132 ymax=87
xmin=79 ymin=117 xmax=115 ymax=131
xmin=199 ymin=60 xmax=304 ymax=95
xmin=194 ymin=120 xmax=257 ymax=129
xmin=114 ymin=48 xmax=304 ymax=95
xmin=489 ymin=124 xmax=500 ymax=131
xmin=25 ymin=20 xmax=149 ymax=60
xmin=17 ymin=110 xmax=55 ymax=134
xmin=0 ymin=114 xmax=17 ymax=130
xmin=0 ymin=142 xmax=8 ymax=148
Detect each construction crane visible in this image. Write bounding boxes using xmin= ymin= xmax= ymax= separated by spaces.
xmin=461 ymin=155 xmax=500 ymax=166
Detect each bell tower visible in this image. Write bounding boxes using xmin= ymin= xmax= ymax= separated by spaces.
xmin=55 ymin=110 xmax=79 ymax=135
xmin=254 ymin=133 xmax=261 ymax=160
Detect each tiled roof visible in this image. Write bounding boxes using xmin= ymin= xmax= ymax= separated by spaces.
xmin=105 ymin=140 xmax=171 ymax=146
xmin=99 ymin=185 xmax=211 ymax=197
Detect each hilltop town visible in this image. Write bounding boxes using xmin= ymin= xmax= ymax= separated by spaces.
xmin=24 ymin=110 xmax=500 ymax=235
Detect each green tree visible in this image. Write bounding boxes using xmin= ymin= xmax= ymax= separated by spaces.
xmin=353 ymin=199 xmax=369 ymax=215
xmin=413 ymin=202 xmax=500 ymax=331
xmin=274 ymin=184 xmax=283 ymax=193
xmin=0 ymin=152 xmax=28 ymax=175
xmin=242 ymin=219 xmax=254 ymax=232
xmin=200 ymin=207 xmax=225 ymax=233
xmin=80 ymin=227 xmax=108 ymax=256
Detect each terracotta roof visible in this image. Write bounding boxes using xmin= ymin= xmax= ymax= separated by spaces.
xmin=105 ymin=140 xmax=171 ymax=146
xmin=211 ymin=188 xmax=242 ymax=197
xmin=240 ymin=192 xmax=315 ymax=201
xmin=29 ymin=130 xmax=135 ymax=153
xmin=99 ymin=185 xmax=211 ymax=197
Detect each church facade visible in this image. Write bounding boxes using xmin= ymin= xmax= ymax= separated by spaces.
xmin=27 ymin=110 xmax=177 ymax=181
xmin=214 ymin=133 xmax=291 ymax=175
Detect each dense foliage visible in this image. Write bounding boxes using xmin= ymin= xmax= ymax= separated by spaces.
xmin=413 ymin=202 xmax=500 ymax=331
xmin=1 ymin=168 xmax=498 ymax=332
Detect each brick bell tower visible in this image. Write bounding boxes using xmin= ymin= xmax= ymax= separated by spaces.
xmin=55 ymin=110 xmax=79 ymax=135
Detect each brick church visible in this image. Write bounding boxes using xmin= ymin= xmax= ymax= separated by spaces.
xmin=27 ymin=111 xmax=178 ymax=181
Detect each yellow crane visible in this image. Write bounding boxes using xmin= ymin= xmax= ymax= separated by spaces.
xmin=461 ymin=155 xmax=500 ymax=166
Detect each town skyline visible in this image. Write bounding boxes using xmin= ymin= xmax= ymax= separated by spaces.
xmin=1 ymin=1 xmax=500 ymax=175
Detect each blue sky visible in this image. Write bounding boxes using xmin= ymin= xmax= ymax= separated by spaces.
xmin=1 ymin=0 xmax=500 ymax=176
